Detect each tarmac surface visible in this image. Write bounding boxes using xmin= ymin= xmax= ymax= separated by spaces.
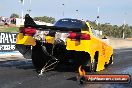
xmin=0 ymin=48 xmax=131 ymax=88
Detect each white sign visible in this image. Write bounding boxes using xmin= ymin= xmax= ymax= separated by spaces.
xmin=0 ymin=32 xmax=17 ymax=51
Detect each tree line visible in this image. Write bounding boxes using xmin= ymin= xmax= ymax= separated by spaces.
xmin=10 ymin=13 xmax=132 ymax=38
xmin=89 ymin=21 xmax=132 ymax=38
xmin=10 ymin=13 xmax=55 ymax=24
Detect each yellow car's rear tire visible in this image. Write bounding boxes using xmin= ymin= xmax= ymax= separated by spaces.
xmin=109 ymin=55 xmax=113 ymax=65
xmin=91 ymin=59 xmax=97 ymax=72
xmin=89 ymin=52 xmax=98 ymax=72
xmin=83 ymin=52 xmax=98 ymax=72
xmin=105 ymin=54 xmax=113 ymax=68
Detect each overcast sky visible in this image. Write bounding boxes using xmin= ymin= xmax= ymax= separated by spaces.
xmin=0 ymin=0 xmax=132 ymax=25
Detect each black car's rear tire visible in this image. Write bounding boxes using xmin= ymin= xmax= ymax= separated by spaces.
xmin=32 ymin=44 xmax=50 ymax=71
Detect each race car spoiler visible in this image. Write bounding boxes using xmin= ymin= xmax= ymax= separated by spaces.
xmin=24 ymin=14 xmax=81 ymax=32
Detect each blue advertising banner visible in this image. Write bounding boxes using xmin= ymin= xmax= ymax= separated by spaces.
xmin=0 ymin=32 xmax=18 ymax=51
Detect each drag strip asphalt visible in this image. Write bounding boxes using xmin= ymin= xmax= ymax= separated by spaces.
xmin=0 ymin=48 xmax=131 ymax=88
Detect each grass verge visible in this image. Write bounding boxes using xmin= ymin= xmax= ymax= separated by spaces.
xmin=0 ymin=27 xmax=19 ymax=33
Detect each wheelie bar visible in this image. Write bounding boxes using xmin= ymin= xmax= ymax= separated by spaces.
xmin=39 ymin=60 xmax=59 ymax=75
xmin=39 ymin=45 xmax=59 ymax=75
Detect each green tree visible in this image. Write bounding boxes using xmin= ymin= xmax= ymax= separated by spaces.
xmin=33 ymin=16 xmax=55 ymax=23
xmin=10 ymin=13 xmax=19 ymax=18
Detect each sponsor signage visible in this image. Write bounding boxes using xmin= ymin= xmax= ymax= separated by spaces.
xmin=0 ymin=32 xmax=18 ymax=51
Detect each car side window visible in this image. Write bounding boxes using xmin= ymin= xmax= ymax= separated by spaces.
xmin=82 ymin=21 xmax=89 ymax=31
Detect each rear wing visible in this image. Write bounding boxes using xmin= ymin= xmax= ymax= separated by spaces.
xmin=24 ymin=14 xmax=81 ymax=32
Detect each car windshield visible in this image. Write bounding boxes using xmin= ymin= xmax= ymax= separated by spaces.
xmin=54 ymin=19 xmax=85 ymax=29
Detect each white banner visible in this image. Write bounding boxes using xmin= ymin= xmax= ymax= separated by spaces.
xmin=0 ymin=32 xmax=18 ymax=51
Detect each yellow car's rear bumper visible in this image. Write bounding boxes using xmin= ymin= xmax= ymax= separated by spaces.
xmin=16 ymin=33 xmax=36 ymax=46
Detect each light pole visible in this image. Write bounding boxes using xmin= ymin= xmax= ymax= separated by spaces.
xmin=18 ymin=0 xmax=25 ymax=23
xmin=27 ymin=0 xmax=32 ymax=14
xmin=96 ymin=7 xmax=100 ymax=26
xmin=62 ymin=4 xmax=65 ymax=17
xmin=122 ymin=21 xmax=125 ymax=39
xmin=76 ymin=10 xmax=79 ymax=19
xmin=122 ymin=12 xmax=127 ymax=39
xmin=20 ymin=0 xmax=24 ymax=22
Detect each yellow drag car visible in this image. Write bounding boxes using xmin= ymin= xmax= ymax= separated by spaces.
xmin=16 ymin=14 xmax=113 ymax=72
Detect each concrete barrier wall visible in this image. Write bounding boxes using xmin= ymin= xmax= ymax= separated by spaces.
xmin=109 ymin=38 xmax=132 ymax=49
